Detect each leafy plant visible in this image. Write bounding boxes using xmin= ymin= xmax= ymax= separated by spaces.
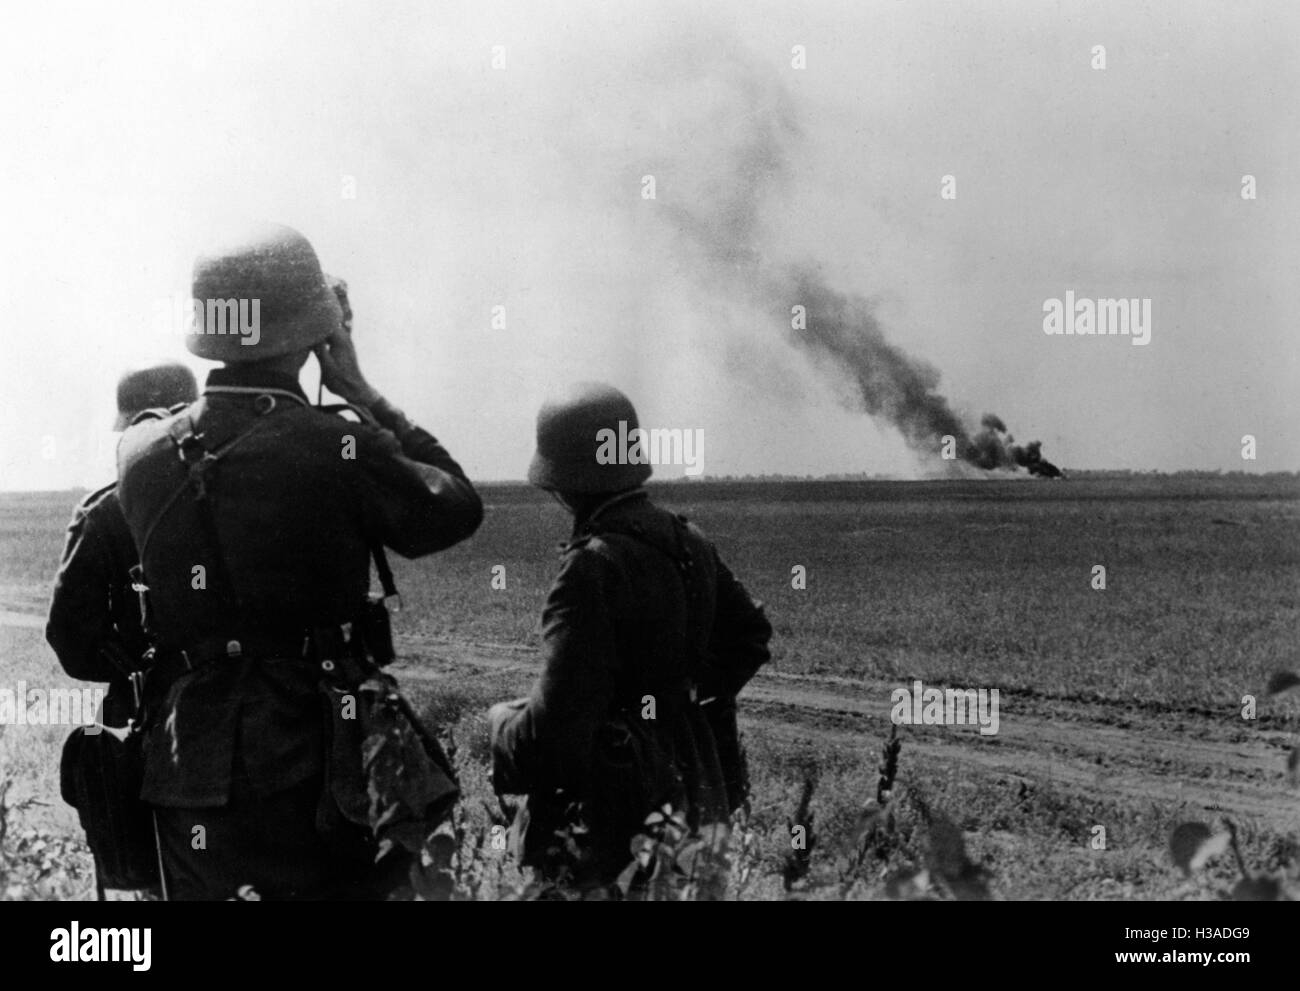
xmin=616 ymin=805 xmax=732 ymax=901
xmin=839 ymin=725 xmax=902 ymax=895
xmin=518 ymin=802 xmax=600 ymax=901
xmin=781 ymin=773 xmax=818 ymax=894
xmin=728 ymin=807 xmax=761 ymax=900
xmin=1267 ymin=668 xmax=1300 ymax=787
xmin=1168 ymin=819 xmax=1290 ymax=901
xmin=0 ymin=778 xmax=82 ymax=901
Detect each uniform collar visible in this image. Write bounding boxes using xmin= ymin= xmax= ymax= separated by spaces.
xmin=572 ymin=487 xmax=649 ymax=534
xmin=204 ymin=367 xmax=310 ymax=406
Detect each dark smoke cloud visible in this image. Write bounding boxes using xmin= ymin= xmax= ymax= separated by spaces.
xmin=784 ymin=269 xmax=966 ymax=452
xmin=653 ymin=46 xmax=1060 ymax=478
xmin=969 ymin=415 xmax=1062 ymax=477
xmin=782 ymin=271 xmax=1060 ymax=476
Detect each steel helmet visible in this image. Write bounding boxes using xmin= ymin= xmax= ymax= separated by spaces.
xmin=186 ymin=222 xmax=340 ymax=362
xmin=528 ymin=382 xmax=653 ymax=493
xmin=113 ymin=362 xmax=199 ymax=430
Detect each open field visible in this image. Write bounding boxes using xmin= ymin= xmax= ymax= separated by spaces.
xmin=2 ymin=476 xmax=1298 ymax=899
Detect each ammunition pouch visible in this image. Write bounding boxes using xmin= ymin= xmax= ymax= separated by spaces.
xmin=314 ymin=611 xmax=461 ymax=899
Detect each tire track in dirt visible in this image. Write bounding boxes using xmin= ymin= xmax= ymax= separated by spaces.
xmin=390 ymin=636 xmax=1300 ymax=833
xmin=4 ymin=595 xmax=1290 ymax=833
xmin=0 ymin=610 xmax=43 ymax=630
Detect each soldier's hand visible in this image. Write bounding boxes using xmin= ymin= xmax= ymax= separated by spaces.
xmin=315 ymin=325 xmax=381 ymax=408
xmin=489 ymin=698 xmax=528 ymax=743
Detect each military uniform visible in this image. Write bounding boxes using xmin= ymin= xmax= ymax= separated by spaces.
xmin=492 ymin=487 xmax=771 ymax=884
xmin=116 ymin=365 xmax=483 ymax=899
xmin=47 ymin=484 xmax=150 ymax=729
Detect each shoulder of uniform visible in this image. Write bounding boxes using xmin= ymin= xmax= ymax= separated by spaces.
xmin=78 ymin=481 xmax=118 ymax=510
xmin=682 ymin=517 xmax=710 ymax=542
xmin=125 ymin=404 xmax=186 ymax=428
xmin=119 ymin=404 xmax=190 ymax=445
xmin=314 ymin=401 xmax=374 ymax=423
xmin=560 ymin=532 xmax=598 ymax=556
xmin=564 ymin=515 xmax=640 ymax=550
xmin=558 ymin=531 xmax=629 ymax=571
xmin=555 ymin=539 xmax=626 ymax=594
xmin=62 ymin=482 xmax=121 ymax=540
xmin=69 ymin=482 xmax=118 ymax=525
xmin=288 ymin=402 xmax=385 ymax=443
xmin=116 ymin=406 xmax=184 ymax=472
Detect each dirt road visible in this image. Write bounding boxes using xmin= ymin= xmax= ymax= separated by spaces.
xmin=5 ymin=587 xmax=1291 ymax=834
xmin=390 ymin=635 xmax=1299 ymax=833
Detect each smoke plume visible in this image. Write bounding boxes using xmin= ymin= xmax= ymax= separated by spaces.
xmin=654 ymin=45 xmax=1060 ymax=478
xmin=770 ymin=270 xmax=1061 ymax=476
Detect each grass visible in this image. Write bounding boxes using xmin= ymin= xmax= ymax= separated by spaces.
xmin=0 ymin=627 xmax=99 ymax=900
xmin=391 ymin=477 xmax=1300 ymax=709
xmin=2 ymin=475 xmax=1298 ymax=899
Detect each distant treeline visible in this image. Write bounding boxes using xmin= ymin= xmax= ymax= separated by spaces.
xmin=9 ymin=468 xmax=1298 ymax=507
xmin=693 ymin=469 xmax=1300 ymax=481
xmin=466 ymin=474 xmax=1300 ymax=507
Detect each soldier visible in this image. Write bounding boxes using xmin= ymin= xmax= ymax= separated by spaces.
xmin=47 ymin=364 xmax=198 ymax=897
xmin=47 ymin=363 xmax=199 ymax=729
xmin=115 ymin=222 xmax=483 ymax=900
xmin=490 ymin=382 xmax=772 ymax=893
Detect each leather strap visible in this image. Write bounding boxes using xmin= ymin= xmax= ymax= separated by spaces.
xmin=582 ymin=510 xmax=705 ymax=703
xmin=165 ymin=411 xmax=274 ymax=615
xmin=180 ymin=631 xmax=312 ymax=668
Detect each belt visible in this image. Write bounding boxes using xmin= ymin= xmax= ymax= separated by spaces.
xmin=180 ymin=631 xmax=312 ymax=668
xmin=627 ymin=678 xmax=699 ymax=706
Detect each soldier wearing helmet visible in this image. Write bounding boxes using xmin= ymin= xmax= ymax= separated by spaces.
xmin=48 ymin=362 xmax=198 ymax=897
xmin=490 ymin=382 xmax=772 ymax=893
xmin=115 ymin=222 xmax=483 ymax=899
xmin=48 ymin=363 xmax=199 ymax=728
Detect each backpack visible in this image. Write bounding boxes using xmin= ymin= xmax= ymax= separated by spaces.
xmin=579 ymin=510 xmax=721 ymax=841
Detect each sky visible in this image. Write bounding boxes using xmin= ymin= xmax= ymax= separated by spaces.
xmin=1 ymin=0 xmax=1296 ymax=489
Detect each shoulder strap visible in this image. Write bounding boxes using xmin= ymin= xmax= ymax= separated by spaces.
xmin=168 ymin=412 xmax=245 ymax=612
xmin=317 ymin=400 xmax=380 ymax=429
xmin=136 ymin=409 xmax=271 ymax=560
xmin=583 ymin=512 xmax=709 ymax=693
xmin=371 ymin=542 xmax=399 ymax=602
xmin=132 ymin=407 xmax=277 ymax=627
xmin=586 ymin=512 xmax=701 ymax=602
